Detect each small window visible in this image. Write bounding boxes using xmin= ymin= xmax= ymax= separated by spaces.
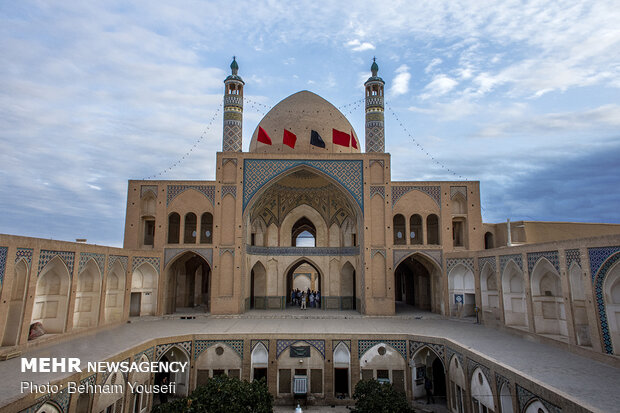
xmin=168 ymin=213 xmax=180 ymax=244
xmin=143 ymin=219 xmax=155 ymax=246
xmin=200 ymin=213 xmax=213 ymax=244
xmin=410 ymin=214 xmax=423 ymax=245
xmin=393 ymin=214 xmax=406 ymax=245
xmin=427 ymin=214 xmax=439 ymax=245
xmin=184 ymin=213 xmax=197 ymax=243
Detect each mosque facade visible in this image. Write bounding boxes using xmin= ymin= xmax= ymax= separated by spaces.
xmin=0 ymin=59 xmax=620 ymax=413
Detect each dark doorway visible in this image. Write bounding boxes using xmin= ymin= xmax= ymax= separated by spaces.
xmin=394 ymin=255 xmax=433 ymax=312
xmin=130 ymin=292 xmax=141 ymax=316
xmin=253 ymin=368 xmax=267 ymax=382
xmin=166 ymin=253 xmax=211 ymax=313
xmin=286 ymin=260 xmax=322 ymax=308
xmin=250 ymin=269 xmax=255 ymax=309
xmin=432 ymin=358 xmax=446 ymax=402
xmin=334 ymin=368 xmax=349 ymax=397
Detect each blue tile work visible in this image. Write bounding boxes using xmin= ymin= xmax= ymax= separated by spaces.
xmin=221 ymin=185 xmax=237 ymax=198
xmin=132 ymin=256 xmax=161 ymax=274
xmin=22 ymin=388 xmax=70 ymax=413
xmin=369 ymin=186 xmax=385 ymax=199
xmin=393 ymin=249 xmax=442 ymax=269
xmin=527 ymin=251 xmax=560 ymax=274
xmin=446 ymin=257 xmax=474 ymax=275
xmin=242 ymin=159 xmax=364 ymax=211
xmin=332 ymin=339 xmax=352 ymax=352
xmin=0 ymin=246 xmax=7 ymax=287
xmin=166 ymin=185 xmax=215 ymax=206
xmin=251 ymin=339 xmax=269 ymax=352
xmin=478 ymin=256 xmax=496 ymax=273
xmin=590 ymin=249 xmax=620 ymax=354
xmin=499 ymin=254 xmax=523 ymax=274
xmin=391 ymin=185 xmax=441 ymax=207
xmin=108 ymin=254 xmax=128 ymax=272
xmin=516 ymin=384 xmax=561 ymax=413
xmin=155 ymin=341 xmax=192 ymax=361
xmin=78 ymin=252 xmax=105 ymax=275
xmin=276 ymin=339 xmax=325 ymax=359
xmin=371 ymin=249 xmax=386 ymax=258
xmin=220 ymin=248 xmax=235 ymax=256
xmin=247 ymin=245 xmax=359 ymax=256
xmin=194 ymin=340 xmax=244 ymax=360
xmin=467 ymin=358 xmax=490 ymax=382
xmin=133 ymin=346 xmax=155 ymax=363
xmin=588 ymin=246 xmax=620 ymax=281
xmin=409 ymin=341 xmax=445 ymax=361
xmin=446 ymin=347 xmax=463 ymax=366
xmin=495 ymin=373 xmax=510 ymax=396
xmin=565 ymin=249 xmax=581 ymax=269
xmin=16 ymin=248 xmax=33 ymax=266
xmin=37 ymin=249 xmax=75 ymax=278
xmin=358 ymin=340 xmax=407 ymax=360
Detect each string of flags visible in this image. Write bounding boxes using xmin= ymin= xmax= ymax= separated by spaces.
xmin=142 ymin=107 xmax=221 ymax=179
xmin=257 ymin=126 xmax=359 ymax=149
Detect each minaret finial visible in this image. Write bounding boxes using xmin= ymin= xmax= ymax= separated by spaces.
xmin=230 ymin=56 xmax=239 ymax=75
xmin=371 ymin=57 xmax=379 ymax=77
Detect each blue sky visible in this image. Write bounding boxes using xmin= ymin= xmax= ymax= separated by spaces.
xmin=1 ymin=1 xmax=619 ymax=246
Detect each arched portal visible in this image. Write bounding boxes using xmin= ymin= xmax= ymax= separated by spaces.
xmin=157 ymin=346 xmax=190 ymax=397
xmin=333 ymin=342 xmax=351 ymax=397
xmin=250 ymin=261 xmax=267 ymax=309
xmin=32 ymin=256 xmax=71 ymax=334
xmin=251 ymin=342 xmax=269 ymax=382
xmin=340 ymin=261 xmax=356 ymax=310
xmin=286 ymin=259 xmax=322 ymax=308
xmin=164 ymin=252 xmax=211 ymax=314
xmin=2 ymin=259 xmax=29 ymax=346
xmin=411 ymin=346 xmax=446 ymax=405
xmin=394 ymin=253 xmax=441 ymax=313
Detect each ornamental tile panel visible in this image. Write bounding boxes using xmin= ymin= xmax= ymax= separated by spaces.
xmin=591 ymin=250 xmax=620 ymax=354
xmin=371 ymin=249 xmax=386 ymax=258
xmin=0 ymin=246 xmax=6 ymax=287
xmin=446 ymin=257 xmax=474 ymax=274
xmin=220 ymin=248 xmax=235 ymax=256
xmin=446 ymin=347 xmax=463 ymax=366
xmin=495 ymin=373 xmax=510 ymax=395
xmin=78 ymin=252 xmax=105 ymax=276
xmin=155 ymin=341 xmax=192 ymax=361
xmin=391 ymin=185 xmax=441 ymax=207
xmin=516 ymin=384 xmax=561 ymax=413
xmin=16 ymin=248 xmax=33 ymax=266
xmin=588 ymin=246 xmax=620 ymax=280
xmin=221 ymin=185 xmax=237 ymax=198
xmin=277 ymin=339 xmax=325 ymax=359
xmin=108 ymin=255 xmax=128 ymax=272
xmin=140 ymin=185 xmax=158 ymax=198
xmin=500 ymin=254 xmax=523 ymax=274
xmin=332 ymin=339 xmax=352 ymax=352
xmin=358 ymin=340 xmax=407 ymax=360
xmin=409 ymin=341 xmax=445 ymax=360
xmin=243 ymin=159 xmax=363 ymax=211
xmin=251 ymin=339 xmax=270 ymax=352
xmin=132 ymin=256 xmax=161 ymax=274
xmin=37 ymin=250 xmax=75 ymax=278
xmin=527 ymin=251 xmax=560 ymax=274
xmin=133 ymin=347 xmax=155 ymax=363
xmin=194 ymin=339 xmax=244 ymax=359
xmin=467 ymin=358 xmax=490 ymax=382
xmin=223 ymin=158 xmax=238 ymax=166
xmin=478 ymin=256 xmax=496 ymax=273
xmin=166 ymin=185 xmax=215 ymax=206
xmin=565 ymin=249 xmax=582 ymax=270
xmin=369 ymin=186 xmax=385 ymax=199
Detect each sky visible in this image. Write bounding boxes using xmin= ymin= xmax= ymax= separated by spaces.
xmin=1 ymin=1 xmax=619 ymax=247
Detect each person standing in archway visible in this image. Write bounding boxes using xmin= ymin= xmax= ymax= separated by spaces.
xmin=425 ymin=375 xmax=435 ymax=404
xmin=301 ymin=291 xmax=307 ymax=310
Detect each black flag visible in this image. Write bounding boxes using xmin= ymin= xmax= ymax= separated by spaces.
xmin=310 ymin=130 xmax=326 ymax=148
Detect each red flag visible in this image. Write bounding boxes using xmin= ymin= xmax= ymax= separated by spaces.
xmin=283 ymin=129 xmax=297 ymax=148
xmin=332 ymin=128 xmax=350 ymax=147
xmin=350 ymin=129 xmax=358 ymax=149
xmin=257 ymin=126 xmax=272 ymax=145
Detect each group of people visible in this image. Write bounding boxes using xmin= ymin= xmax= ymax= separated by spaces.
xmin=291 ymin=288 xmax=321 ymax=309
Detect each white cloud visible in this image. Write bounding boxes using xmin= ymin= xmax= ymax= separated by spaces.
xmin=345 ymin=39 xmax=376 ymax=52
xmin=420 ymin=74 xmax=458 ymax=99
xmin=390 ymin=65 xmax=411 ymax=97
xmin=425 ymin=58 xmax=442 ymax=73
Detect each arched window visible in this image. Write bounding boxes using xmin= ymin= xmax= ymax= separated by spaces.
xmin=393 ymin=214 xmax=406 ymax=245
xmin=427 ymin=214 xmax=439 ymax=245
xmin=168 ymin=213 xmax=180 ymax=244
xmin=452 ymin=218 xmax=466 ymax=247
xmin=184 ymin=213 xmax=197 ymax=244
xmin=410 ymin=214 xmax=423 ymax=245
xmin=484 ymin=232 xmax=494 ymax=249
xmin=292 ymin=217 xmax=316 ymax=247
xmin=200 ymin=212 xmax=213 ymax=244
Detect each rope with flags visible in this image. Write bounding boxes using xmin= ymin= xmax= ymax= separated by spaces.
xmin=142 ymin=107 xmax=221 ymax=179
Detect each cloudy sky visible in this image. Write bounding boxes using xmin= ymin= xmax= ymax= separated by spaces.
xmin=1 ymin=1 xmax=619 ymax=246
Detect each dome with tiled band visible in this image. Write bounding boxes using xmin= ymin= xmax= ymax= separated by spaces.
xmin=249 ymin=90 xmax=360 ymax=153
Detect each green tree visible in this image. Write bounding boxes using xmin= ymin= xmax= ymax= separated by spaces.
xmin=350 ymin=379 xmax=414 ymax=413
xmin=152 ymin=375 xmax=273 ymax=413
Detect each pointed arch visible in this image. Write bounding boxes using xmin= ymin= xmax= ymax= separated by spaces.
xmin=35 ymin=401 xmax=62 ymax=413
xmin=130 ymin=262 xmax=159 ymax=316
xmin=280 ymin=204 xmax=328 ymax=247
xmin=340 ymin=261 xmax=356 ymax=310
xmin=448 ymin=264 xmax=475 ymax=318
xmin=530 ymin=258 xmax=567 ymax=338
xmin=164 ymin=251 xmax=211 ymax=314
xmin=105 ymin=260 xmax=126 ymax=324
xmin=448 ymin=355 xmax=466 ymax=412
xmin=250 ymin=261 xmax=267 ymax=309
xmin=2 ymin=258 xmax=30 ymax=345
xmin=603 ymin=260 xmax=620 ymax=354
xmin=74 ymin=258 xmax=102 ymax=329
xmin=501 ymin=259 xmax=528 ymax=329
xmin=32 ymin=256 xmax=71 ymax=334
xmin=470 ymin=367 xmax=494 ymax=413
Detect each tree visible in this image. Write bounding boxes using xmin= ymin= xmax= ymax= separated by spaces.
xmin=350 ymin=379 xmax=414 ymax=413
xmin=152 ymin=375 xmax=273 ymax=413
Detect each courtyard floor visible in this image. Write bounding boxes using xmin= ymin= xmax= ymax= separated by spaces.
xmin=1 ymin=310 xmax=619 ymax=412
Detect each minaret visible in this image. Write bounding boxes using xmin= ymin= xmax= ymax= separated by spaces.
xmin=364 ymin=58 xmax=385 ymax=153
xmin=222 ymin=57 xmax=244 ymax=152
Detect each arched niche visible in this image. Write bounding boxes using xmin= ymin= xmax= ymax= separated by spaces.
xmin=195 ymin=343 xmax=243 ymax=387
xmin=251 ymin=342 xmax=269 ymax=382
xmin=524 ymin=399 xmax=549 ymax=413
xmin=501 ymin=260 xmax=528 ymax=329
xmin=93 ymin=372 xmax=125 ymax=413
xmin=530 ymin=259 xmax=567 ymax=338
xmin=359 ymin=343 xmax=406 ymax=393
xmin=470 ymin=367 xmax=494 ymax=413
xmin=250 ymin=261 xmax=267 ymax=309
xmin=393 ymin=214 xmax=406 ymax=245
xmin=280 ymin=204 xmax=328 ymax=247
xmin=130 ymin=263 xmax=158 ymax=316
xmin=448 ymin=264 xmax=475 ymax=318
xmin=604 ymin=261 xmax=620 ymax=354
xmin=157 ymin=345 xmax=190 ymax=397
xmin=277 ymin=341 xmax=324 ymax=396
xmin=394 ymin=253 xmax=442 ymax=313
xmin=74 ymin=259 xmax=102 ymax=329
xmin=333 ymin=342 xmax=351 ymax=397
xmin=410 ymin=346 xmax=446 ymax=403
xmin=499 ymin=382 xmax=513 ymax=413
xmin=32 ymin=256 xmax=71 ymax=334
xmin=2 ymin=259 xmax=30 ymax=346
xmin=480 ymin=263 xmax=499 ymax=321
xmin=105 ymin=260 xmax=126 ymax=324
xmin=35 ymin=402 xmax=62 ymax=413
xmin=340 ymin=261 xmax=356 ymax=310
xmin=448 ymin=355 xmax=465 ymax=413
